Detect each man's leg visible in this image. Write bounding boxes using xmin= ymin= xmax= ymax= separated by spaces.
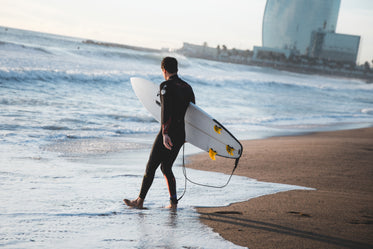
xmin=160 ymin=140 xmax=183 ymax=208
xmin=124 ymin=132 xmax=165 ymax=208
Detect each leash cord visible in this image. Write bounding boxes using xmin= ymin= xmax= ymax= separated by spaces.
xmin=177 ymin=144 xmax=240 ymax=202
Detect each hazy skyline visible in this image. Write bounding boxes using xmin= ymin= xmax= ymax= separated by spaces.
xmin=1 ymin=0 xmax=372 ymax=64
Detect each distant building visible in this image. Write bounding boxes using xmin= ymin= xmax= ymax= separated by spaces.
xmin=309 ymin=31 xmax=360 ymax=63
xmin=179 ymin=42 xmax=218 ymax=60
xmin=178 ymin=42 xmax=252 ymax=64
xmin=254 ymin=0 xmax=360 ymax=64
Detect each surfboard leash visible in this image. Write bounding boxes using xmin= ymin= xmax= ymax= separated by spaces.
xmin=177 ymin=144 xmax=240 ymax=202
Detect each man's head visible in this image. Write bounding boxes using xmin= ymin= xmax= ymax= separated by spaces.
xmin=161 ymin=57 xmax=178 ymax=74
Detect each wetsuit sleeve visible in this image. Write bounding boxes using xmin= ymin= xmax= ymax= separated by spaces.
xmin=160 ymin=83 xmax=172 ymax=135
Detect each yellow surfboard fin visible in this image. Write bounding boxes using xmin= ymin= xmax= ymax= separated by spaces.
xmin=226 ymin=145 xmax=235 ymax=156
xmin=214 ymin=125 xmax=222 ymax=134
xmin=209 ymin=148 xmax=217 ymax=160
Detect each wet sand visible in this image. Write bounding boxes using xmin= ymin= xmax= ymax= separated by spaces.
xmin=187 ymin=127 xmax=373 ymax=249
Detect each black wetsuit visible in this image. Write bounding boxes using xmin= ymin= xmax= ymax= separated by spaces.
xmin=139 ymin=75 xmax=195 ymax=204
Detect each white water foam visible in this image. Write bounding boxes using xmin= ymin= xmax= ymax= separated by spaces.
xmin=0 ymin=145 xmax=313 ymax=249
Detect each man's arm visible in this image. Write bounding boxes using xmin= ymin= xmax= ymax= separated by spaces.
xmin=160 ymin=82 xmax=173 ymax=150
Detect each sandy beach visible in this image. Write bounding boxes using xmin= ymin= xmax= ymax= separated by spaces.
xmin=187 ymin=127 xmax=373 ymax=249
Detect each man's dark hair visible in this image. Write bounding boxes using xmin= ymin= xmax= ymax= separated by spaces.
xmin=161 ymin=57 xmax=178 ymax=74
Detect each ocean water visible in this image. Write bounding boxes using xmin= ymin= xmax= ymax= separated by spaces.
xmin=1 ymin=26 xmax=373 ymax=248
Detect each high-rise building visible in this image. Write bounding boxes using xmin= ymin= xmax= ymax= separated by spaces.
xmin=254 ymin=0 xmax=360 ymax=63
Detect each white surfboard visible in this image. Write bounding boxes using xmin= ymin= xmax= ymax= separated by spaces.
xmin=130 ymin=77 xmax=242 ymax=160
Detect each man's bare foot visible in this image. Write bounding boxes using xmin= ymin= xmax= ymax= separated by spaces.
xmin=164 ymin=202 xmax=177 ymax=210
xmin=123 ymin=197 xmax=144 ymax=209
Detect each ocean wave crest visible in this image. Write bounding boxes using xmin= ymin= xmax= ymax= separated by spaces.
xmin=0 ymin=68 xmax=130 ymax=84
xmin=361 ymin=108 xmax=373 ymax=115
xmin=0 ymin=40 xmax=52 ymax=54
xmin=103 ymin=114 xmax=156 ymax=123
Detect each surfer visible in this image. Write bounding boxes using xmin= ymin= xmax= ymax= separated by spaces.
xmin=124 ymin=57 xmax=195 ymax=209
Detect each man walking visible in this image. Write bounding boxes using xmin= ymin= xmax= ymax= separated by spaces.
xmin=124 ymin=57 xmax=195 ymax=209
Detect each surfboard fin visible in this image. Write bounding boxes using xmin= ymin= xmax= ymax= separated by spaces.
xmin=226 ymin=145 xmax=235 ymax=156
xmin=214 ymin=125 xmax=222 ymax=134
xmin=209 ymin=148 xmax=217 ymax=160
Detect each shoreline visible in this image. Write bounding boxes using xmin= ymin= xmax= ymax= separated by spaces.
xmin=186 ymin=127 xmax=373 ymax=249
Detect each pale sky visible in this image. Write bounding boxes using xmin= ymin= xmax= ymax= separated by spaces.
xmin=1 ymin=0 xmax=372 ymax=64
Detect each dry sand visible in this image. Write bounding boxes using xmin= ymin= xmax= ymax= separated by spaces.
xmin=186 ymin=127 xmax=373 ymax=249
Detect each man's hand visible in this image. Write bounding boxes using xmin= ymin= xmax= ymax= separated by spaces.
xmin=163 ymin=134 xmax=173 ymax=150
